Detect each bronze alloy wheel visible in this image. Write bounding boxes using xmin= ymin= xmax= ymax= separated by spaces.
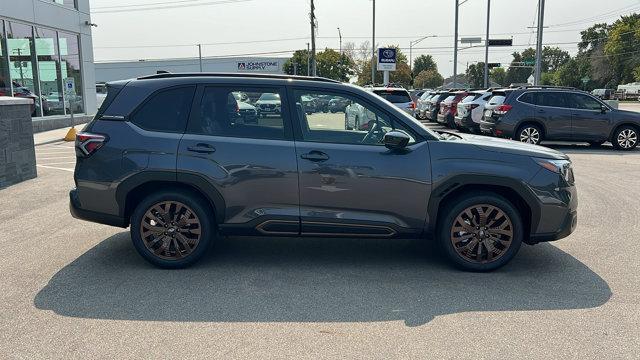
xmin=450 ymin=204 xmax=514 ymax=264
xmin=140 ymin=201 xmax=202 ymax=260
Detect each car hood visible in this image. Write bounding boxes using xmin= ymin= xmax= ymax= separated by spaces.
xmin=452 ymin=133 xmax=569 ymax=160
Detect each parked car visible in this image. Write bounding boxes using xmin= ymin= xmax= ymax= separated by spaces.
xmin=437 ymin=91 xmax=468 ymax=128
xmin=415 ymin=91 xmax=435 ymax=120
xmin=454 ymin=90 xmax=492 ymax=133
xmin=311 ymin=94 xmax=332 ymax=112
xmin=368 ymin=86 xmax=415 ymax=116
xmin=232 ymin=92 xmax=258 ymax=123
xmin=591 ymin=88 xmax=614 ymax=100
xmin=300 ymin=95 xmax=320 ymax=114
xmin=426 ymin=91 xmax=450 ymax=122
xmin=70 ymin=73 xmax=578 ymax=272
xmin=255 ymin=92 xmax=281 ymax=117
xmin=344 ymin=101 xmax=375 ymax=130
xmin=410 ymin=89 xmax=426 ymax=103
xmin=328 ymin=97 xmax=350 ymax=113
xmin=480 ymin=86 xmax=640 ymax=150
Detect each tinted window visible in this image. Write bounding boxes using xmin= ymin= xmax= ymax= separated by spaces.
xmin=294 ymin=90 xmax=416 ymax=146
xmin=539 ymin=92 xmax=569 ymax=108
xmin=131 ymin=86 xmax=195 ymax=132
xmin=188 ymin=87 xmax=286 ymax=140
xmin=569 ymin=93 xmax=603 ymax=111
xmin=519 ymin=92 xmax=536 ymax=105
xmin=373 ymin=90 xmax=412 ymax=103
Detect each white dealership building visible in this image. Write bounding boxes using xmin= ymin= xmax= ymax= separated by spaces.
xmin=95 ymin=57 xmax=286 ymax=83
xmin=0 ymin=0 xmax=97 ymax=117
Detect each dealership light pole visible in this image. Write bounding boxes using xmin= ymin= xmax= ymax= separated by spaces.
xmin=534 ymin=0 xmax=546 ymax=85
xmin=483 ymin=0 xmax=490 ymax=88
xmin=371 ymin=0 xmax=376 ymax=84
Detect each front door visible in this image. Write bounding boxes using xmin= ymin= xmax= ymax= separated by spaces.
xmin=566 ymin=92 xmax=611 ymax=141
xmin=290 ymin=88 xmax=431 ymax=237
xmin=177 ymin=85 xmax=300 ymax=235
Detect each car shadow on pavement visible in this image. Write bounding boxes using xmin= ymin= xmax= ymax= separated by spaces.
xmin=34 ymin=232 xmax=611 ymax=327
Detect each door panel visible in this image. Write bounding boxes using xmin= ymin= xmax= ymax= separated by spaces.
xmin=178 ymin=85 xmax=299 ymax=229
xmin=534 ymin=92 xmax=572 ymax=140
xmin=567 ymin=93 xmax=611 ymax=141
xmin=291 ymin=88 xmax=431 ymax=235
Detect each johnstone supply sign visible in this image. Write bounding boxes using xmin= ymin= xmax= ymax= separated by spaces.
xmin=237 ymin=60 xmax=280 ymax=72
xmin=377 ymin=48 xmax=397 ymax=71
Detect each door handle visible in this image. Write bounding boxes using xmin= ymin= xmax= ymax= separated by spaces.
xmin=300 ymin=151 xmax=329 ymax=162
xmin=537 ymin=109 xmax=546 ymax=113
xmin=187 ymin=143 xmax=216 ymax=154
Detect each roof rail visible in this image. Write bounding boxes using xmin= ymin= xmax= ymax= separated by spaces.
xmin=514 ymin=85 xmax=577 ymax=90
xmin=137 ymin=72 xmax=341 ymax=83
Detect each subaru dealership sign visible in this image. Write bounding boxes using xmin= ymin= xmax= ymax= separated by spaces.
xmin=377 ymin=48 xmax=396 ymax=71
xmin=237 ymin=60 xmax=280 ymax=72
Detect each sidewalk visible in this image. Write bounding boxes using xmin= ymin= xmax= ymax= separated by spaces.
xmin=33 ymin=127 xmax=76 ymax=146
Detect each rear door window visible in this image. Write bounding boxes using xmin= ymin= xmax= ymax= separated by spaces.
xmin=130 ymin=86 xmax=196 ymax=133
xmin=373 ymin=90 xmax=412 ymax=103
xmin=539 ymin=92 xmax=570 ymax=108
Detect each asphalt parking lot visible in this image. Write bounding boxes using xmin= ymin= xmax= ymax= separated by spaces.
xmin=1 ymin=117 xmax=639 ymax=358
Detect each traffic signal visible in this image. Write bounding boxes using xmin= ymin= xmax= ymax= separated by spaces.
xmin=487 ymin=39 xmax=513 ymax=46
xmin=487 ymin=63 xmax=501 ymax=69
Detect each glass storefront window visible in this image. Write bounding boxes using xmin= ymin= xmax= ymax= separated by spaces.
xmin=58 ymin=31 xmax=83 ymax=114
xmin=53 ymin=0 xmax=77 ymax=9
xmin=0 ymin=21 xmax=12 ymax=98
xmin=35 ymin=27 xmax=64 ymax=115
xmin=6 ymin=21 xmax=41 ymax=117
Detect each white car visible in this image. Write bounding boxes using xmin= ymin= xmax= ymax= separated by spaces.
xmin=344 ymin=101 xmax=376 ymax=130
xmin=454 ymin=90 xmax=492 ymax=133
xmin=366 ymin=86 xmax=415 ymax=116
xmin=416 ymin=91 xmax=435 ymax=120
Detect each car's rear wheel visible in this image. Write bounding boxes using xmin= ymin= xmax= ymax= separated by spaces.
xmin=516 ymin=124 xmax=543 ymax=145
xmin=344 ymin=113 xmax=353 ymax=130
xmin=612 ymin=125 xmax=638 ymax=151
xmin=130 ymin=190 xmax=214 ymax=269
xmin=437 ymin=193 xmax=523 ymax=271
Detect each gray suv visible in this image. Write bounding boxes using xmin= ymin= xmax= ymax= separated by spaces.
xmin=70 ymin=73 xmax=577 ymax=271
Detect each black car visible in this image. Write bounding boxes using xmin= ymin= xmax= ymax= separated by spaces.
xmin=70 ymin=73 xmax=577 ymax=271
xmin=426 ymin=91 xmax=451 ymax=122
xmin=480 ymin=87 xmax=639 ymax=150
xmin=328 ymin=97 xmax=350 ymax=113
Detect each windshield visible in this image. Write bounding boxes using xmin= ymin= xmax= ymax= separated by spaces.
xmin=258 ymin=93 xmax=280 ymax=101
xmin=373 ymin=90 xmax=412 ymax=103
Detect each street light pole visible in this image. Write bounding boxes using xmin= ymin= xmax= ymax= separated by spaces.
xmin=409 ymin=35 xmax=437 ymax=76
xmin=198 ymin=44 xmax=203 ymax=72
xmin=453 ymin=0 xmax=459 ymax=88
xmin=371 ymin=0 xmax=376 ymax=84
xmin=483 ymin=0 xmax=491 ymax=88
xmin=534 ymin=0 xmax=546 ymax=85
xmin=310 ymin=0 xmax=317 ymax=76
xmin=337 ymin=27 xmax=342 ymax=55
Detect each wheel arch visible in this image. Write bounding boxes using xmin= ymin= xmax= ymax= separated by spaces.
xmin=117 ymin=171 xmax=226 ymax=226
xmin=514 ymin=119 xmax=547 ymax=139
xmin=609 ymin=122 xmax=639 ymax=142
xmin=426 ymin=175 xmax=539 ymax=243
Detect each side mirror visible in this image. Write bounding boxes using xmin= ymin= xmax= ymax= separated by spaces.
xmin=383 ymin=131 xmax=410 ymax=150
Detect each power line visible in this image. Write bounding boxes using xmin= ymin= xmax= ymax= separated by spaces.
xmin=547 ymin=2 xmax=640 ymax=27
xmin=93 ymin=0 xmax=219 ymax=10
xmin=93 ymin=0 xmax=253 ymax=13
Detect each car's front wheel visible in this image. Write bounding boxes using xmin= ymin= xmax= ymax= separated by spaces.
xmin=130 ymin=190 xmax=214 ymax=269
xmin=516 ymin=124 xmax=543 ymax=145
xmin=437 ymin=193 xmax=523 ymax=271
xmin=612 ymin=125 xmax=638 ymax=151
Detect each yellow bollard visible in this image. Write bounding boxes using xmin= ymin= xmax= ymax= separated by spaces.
xmin=64 ymin=126 xmax=77 ymax=142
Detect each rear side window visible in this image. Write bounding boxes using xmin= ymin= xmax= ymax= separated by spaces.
xmin=373 ymin=90 xmax=412 ymax=103
xmin=130 ymin=86 xmax=196 ymax=133
xmin=487 ymin=93 xmax=506 ymax=105
xmin=519 ymin=92 xmax=536 ymax=105
xmin=96 ymin=84 xmax=124 ymax=118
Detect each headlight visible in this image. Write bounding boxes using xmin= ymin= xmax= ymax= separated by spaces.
xmin=534 ymin=158 xmax=574 ymax=183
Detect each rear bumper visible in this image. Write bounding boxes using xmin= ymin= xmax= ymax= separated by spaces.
xmin=455 ymin=114 xmax=479 ymax=130
xmin=69 ymin=188 xmax=127 ymax=228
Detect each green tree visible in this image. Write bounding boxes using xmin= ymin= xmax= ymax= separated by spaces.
xmin=465 ymin=62 xmax=485 ymax=88
xmin=490 ymin=67 xmax=506 ymax=86
xmin=316 ymin=48 xmax=354 ymax=82
xmin=553 ymin=57 xmax=591 ymax=88
xmin=283 ymin=50 xmax=311 ymax=76
xmin=413 ymin=69 xmax=444 ymax=89
xmin=603 ymin=14 xmax=640 ymax=85
xmin=412 ymin=54 xmax=438 ymax=77
xmin=504 ymin=48 xmax=536 ymax=85
xmin=541 ymin=46 xmax=570 ymax=72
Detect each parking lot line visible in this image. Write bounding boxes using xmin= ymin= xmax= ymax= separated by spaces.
xmin=35 ymin=156 xmax=77 ymax=161
xmin=38 ymin=161 xmax=76 ymax=165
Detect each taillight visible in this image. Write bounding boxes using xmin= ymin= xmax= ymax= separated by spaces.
xmin=493 ymin=104 xmax=512 ymax=115
xmin=409 ymin=102 xmax=416 ymax=109
xmin=76 ymin=132 xmax=106 ymax=157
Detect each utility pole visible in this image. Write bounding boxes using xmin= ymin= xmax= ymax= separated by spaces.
xmin=453 ymin=0 xmax=459 ymax=88
xmin=307 ymin=42 xmax=310 ymax=76
xmin=534 ymin=0 xmax=545 ymax=85
xmin=198 ymin=44 xmax=203 ymax=72
xmin=310 ymin=0 xmax=317 ymax=76
xmin=483 ymin=0 xmax=491 ymax=88
xmin=371 ymin=0 xmax=376 ymax=84
xmin=337 ymin=27 xmax=342 ymax=55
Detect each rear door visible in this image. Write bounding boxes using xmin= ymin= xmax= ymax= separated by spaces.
xmin=566 ymin=92 xmax=611 ymax=141
xmin=177 ymin=85 xmax=300 ymax=234
xmin=534 ymin=91 xmax=573 ymax=140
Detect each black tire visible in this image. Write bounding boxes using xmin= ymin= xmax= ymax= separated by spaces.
xmin=515 ymin=124 xmax=543 ymax=145
xmin=612 ymin=125 xmax=638 ymax=151
xmin=130 ymin=190 xmax=215 ymax=269
xmin=437 ymin=192 xmax=523 ymax=272
xmin=354 ymin=115 xmax=360 ymax=130
xmin=344 ymin=114 xmax=353 ymax=130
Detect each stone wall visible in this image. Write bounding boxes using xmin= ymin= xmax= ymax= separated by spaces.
xmin=0 ymin=97 xmax=37 ymax=188
xmin=32 ymin=115 xmax=93 ymax=133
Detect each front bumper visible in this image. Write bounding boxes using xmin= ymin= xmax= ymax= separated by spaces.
xmin=529 ymin=210 xmax=577 ymax=243
xmin=69 ymin=188 xmax=127 ymax=228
